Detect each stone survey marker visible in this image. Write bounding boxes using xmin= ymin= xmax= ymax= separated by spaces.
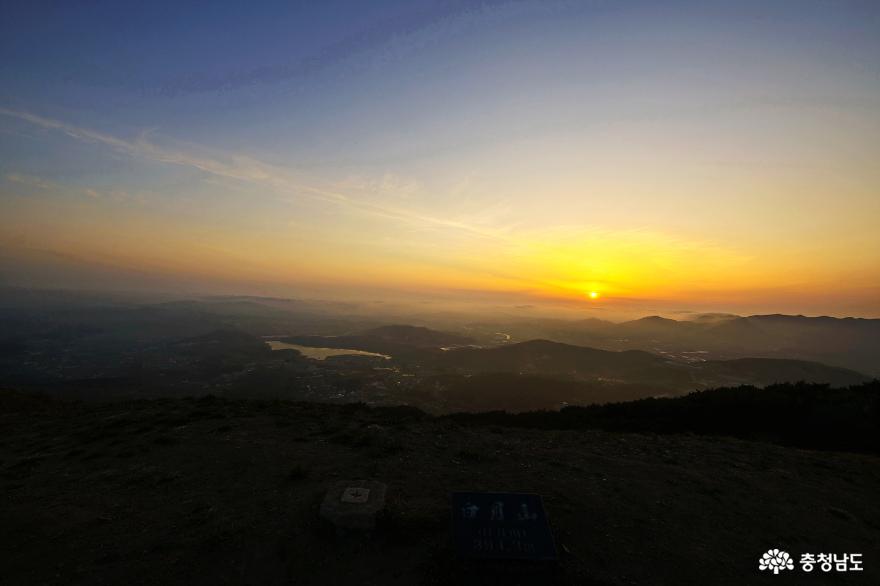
xmin=452 ymin=492 xmax=558 ymax=562
xmin=320 ymin=480 xmax=387 ymax=531
xmin=340 ymin=487 xmax=370 ymax=504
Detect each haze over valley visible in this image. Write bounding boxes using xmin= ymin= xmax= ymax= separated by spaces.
xmin=1 ymin=288 xmax=875 ymax=412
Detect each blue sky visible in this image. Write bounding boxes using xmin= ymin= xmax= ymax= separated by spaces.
xmin=4 ymin=0 xmax=876 ymax=160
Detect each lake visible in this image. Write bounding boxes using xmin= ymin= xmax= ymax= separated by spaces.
xmin=267 ymin=341 xmax=390 ymax=360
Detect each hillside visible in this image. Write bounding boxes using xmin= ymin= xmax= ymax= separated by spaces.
xmin=433 ymin=340 xmax=868 ymax=392
xmin=695 ymin=357 xmax=869 ymax=388
xmin=2 ymin=391 xmax=878 ymax=585
xmin=362 ymin=325 xmax=475 ymax=348
xmin=414 ymin=373 xmax=665 ymax=413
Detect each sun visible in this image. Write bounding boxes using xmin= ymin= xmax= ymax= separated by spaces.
xmin=588 ymin=291 xmax=599 ymax=299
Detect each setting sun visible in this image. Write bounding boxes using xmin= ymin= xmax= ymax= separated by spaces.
xmin=589 ymin=291 xmax=599 ymax=299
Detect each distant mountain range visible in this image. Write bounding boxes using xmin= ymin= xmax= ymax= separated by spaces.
xmin=494 ymin=313 xmax=880 ymax=377
xmin=2 ymin=288 xmax=876 ymax=409
xmin=433 ymin=339 xmax=869 ymax=391
xmin=285 ymin=325 xmax=871 ymax=395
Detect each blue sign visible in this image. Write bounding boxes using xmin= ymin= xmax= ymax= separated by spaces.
xmin=451 ymin=492 xmax=558 ymax=562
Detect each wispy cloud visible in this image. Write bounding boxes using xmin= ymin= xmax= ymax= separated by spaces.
xmin=4 ymin=169 xmax=140 ymax=203
xmin=0 ymin=107 xmax=508 ymax=242
xmin=5 ymin=172 xmax=56 ymax=190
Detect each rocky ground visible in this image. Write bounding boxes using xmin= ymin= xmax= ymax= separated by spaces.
xmin=2 ymin=390 xmax=878 ymax=585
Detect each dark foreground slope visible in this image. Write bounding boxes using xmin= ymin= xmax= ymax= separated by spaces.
xmin=2 ymin=392 xmax=879 ymax=586
xmin=450 ymin=381 xmax=880 ymax=454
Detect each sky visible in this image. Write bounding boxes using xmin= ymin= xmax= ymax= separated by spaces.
xmin=1 ymin=0 xmax=879 ymax=318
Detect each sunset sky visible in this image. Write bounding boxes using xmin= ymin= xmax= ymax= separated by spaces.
xmin=1 ymin=0 xmax=879 ymax=318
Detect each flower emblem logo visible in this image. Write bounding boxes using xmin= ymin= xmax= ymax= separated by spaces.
xmin=759 ymin=549 xmax=794 ymax=574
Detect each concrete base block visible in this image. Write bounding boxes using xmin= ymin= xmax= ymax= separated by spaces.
xmin=319 ymin=480 xmax=388 ymax=531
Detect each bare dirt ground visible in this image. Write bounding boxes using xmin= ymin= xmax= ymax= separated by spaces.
xmin=2 ymin=392 xmax=878 ymax=585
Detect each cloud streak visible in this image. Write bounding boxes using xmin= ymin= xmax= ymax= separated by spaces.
xmin=3 ymin=170 xmax=137 ymax=202
xmin=0 ymin=107 xmax=509 ymax=242
xmin=5 ymin=172 xmax=56 ymax=190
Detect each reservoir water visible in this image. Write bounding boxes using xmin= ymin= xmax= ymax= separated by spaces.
xmin=267 ymin=341 xmax=390 ymax=360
